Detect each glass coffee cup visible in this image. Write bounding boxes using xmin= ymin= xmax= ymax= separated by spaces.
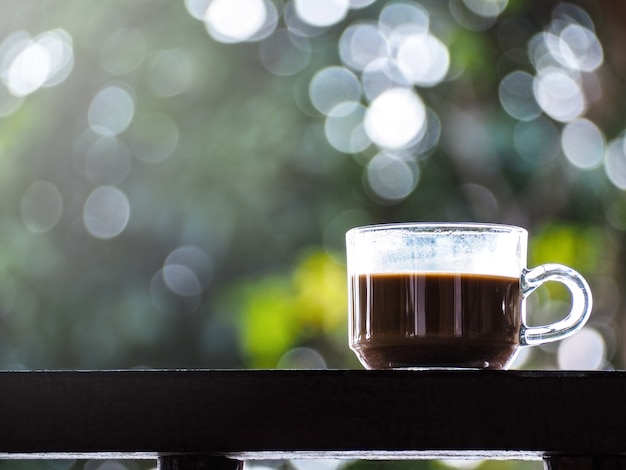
xmin=346 ymin=223 xmax=593 ymax=370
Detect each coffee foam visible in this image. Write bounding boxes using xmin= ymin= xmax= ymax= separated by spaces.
xmin=347 ymin=227 xmax=526 ymax=278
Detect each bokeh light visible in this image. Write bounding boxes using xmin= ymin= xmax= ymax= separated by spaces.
xmin=556 ymin=24 xmax=603 ymax=72
xmin=249 ymin=0 xmax=280 ymax=42
xmin=395 ymin=32 xmax=450 ymax=87
xmin=88 ymin=85 xmax=135 ymax=137
xmin=10 ymin=42 xmax=52 ymax=95
xmin=499 ymin=71 xmax=541 ymax=121
xmin=294 ymin=0 xmax=349 ymax=28
xmin=165 ymin=245 xmax=214 ymax=290
xmin=364 ymin=87 xmax=426 ymax=149
xmin=204 ymin=0 xmax=268 ymax=43
xmin=83 ymin=186 xmax=130 ymax=239
xmin=379 ymin=2 xmax=429 ymax=33
xmin=184 ymin=0 xmax=210 ymax=20
xmin=0 ymin=29 xmax=73 ymax=97
xmin=277 ymin=347 xmax=327 ymax=369
xmin=521 ymin=1 xmax=605 ymax=133
xmin=283 ymin=1 xmax=327 ymax=38
xmin=324 ymin=102 xmax=370 ymax=154
xmin=349 ymin=0 xmax=375 ymax=8
xmin=561 ymin=118 xmax=605 ymax=169
xmin=366 ymin=150 xmax=419 ymax=202
xmin=361 ymin=58 xmax=409 ymax=101
xmin=557 ymin=327 xmax=606 ymax=370
xmin=533 ymin=68 xmax=585 ymax=122
xmin=162 ymin=264 xmax=203 ymax=297
xmin=463 ymin=0 xmax=508 ymax=18
xmin=412 ymin=107 xmax=441 ymax=157
xmin=339 ymin=22 xmax=389 ymax=72
xmin=309 ymin=66 xmax=361 ymax=115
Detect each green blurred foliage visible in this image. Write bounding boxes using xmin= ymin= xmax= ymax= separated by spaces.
xmin=222 ymin=249 xmax=347 ymax=368
xmin=530 ymin=224 xmax=604 ymax=275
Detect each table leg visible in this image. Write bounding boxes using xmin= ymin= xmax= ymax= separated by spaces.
xmin=544 ymin=455 xmax=626 ymax=470
xmin=158 ymin=455 xmax=244 ymax=470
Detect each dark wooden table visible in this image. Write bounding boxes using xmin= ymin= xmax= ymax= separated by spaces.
xmin=0 ymin=370 xmax=624 ymax=469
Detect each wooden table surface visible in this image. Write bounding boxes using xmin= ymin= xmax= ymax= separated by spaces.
xmin=0 ymin=369 xmax=623 ymax=462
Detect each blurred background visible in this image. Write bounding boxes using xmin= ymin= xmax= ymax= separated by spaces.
xmin=0 ymin=0 xmax=623 ymax=469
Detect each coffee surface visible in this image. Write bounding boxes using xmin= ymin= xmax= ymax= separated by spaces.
xmin=350 ymin=272 xmax=522 ymax=369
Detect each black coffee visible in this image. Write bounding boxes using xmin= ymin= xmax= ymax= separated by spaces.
xmin=350 ymin=272 xmax=522 ymax=369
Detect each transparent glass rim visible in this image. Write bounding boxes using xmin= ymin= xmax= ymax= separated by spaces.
xmin=346 ymin=222 xmax=527 ymax=237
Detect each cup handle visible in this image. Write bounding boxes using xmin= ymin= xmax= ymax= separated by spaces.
xmin=520 ymin=263 xmax=593 ymax=346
